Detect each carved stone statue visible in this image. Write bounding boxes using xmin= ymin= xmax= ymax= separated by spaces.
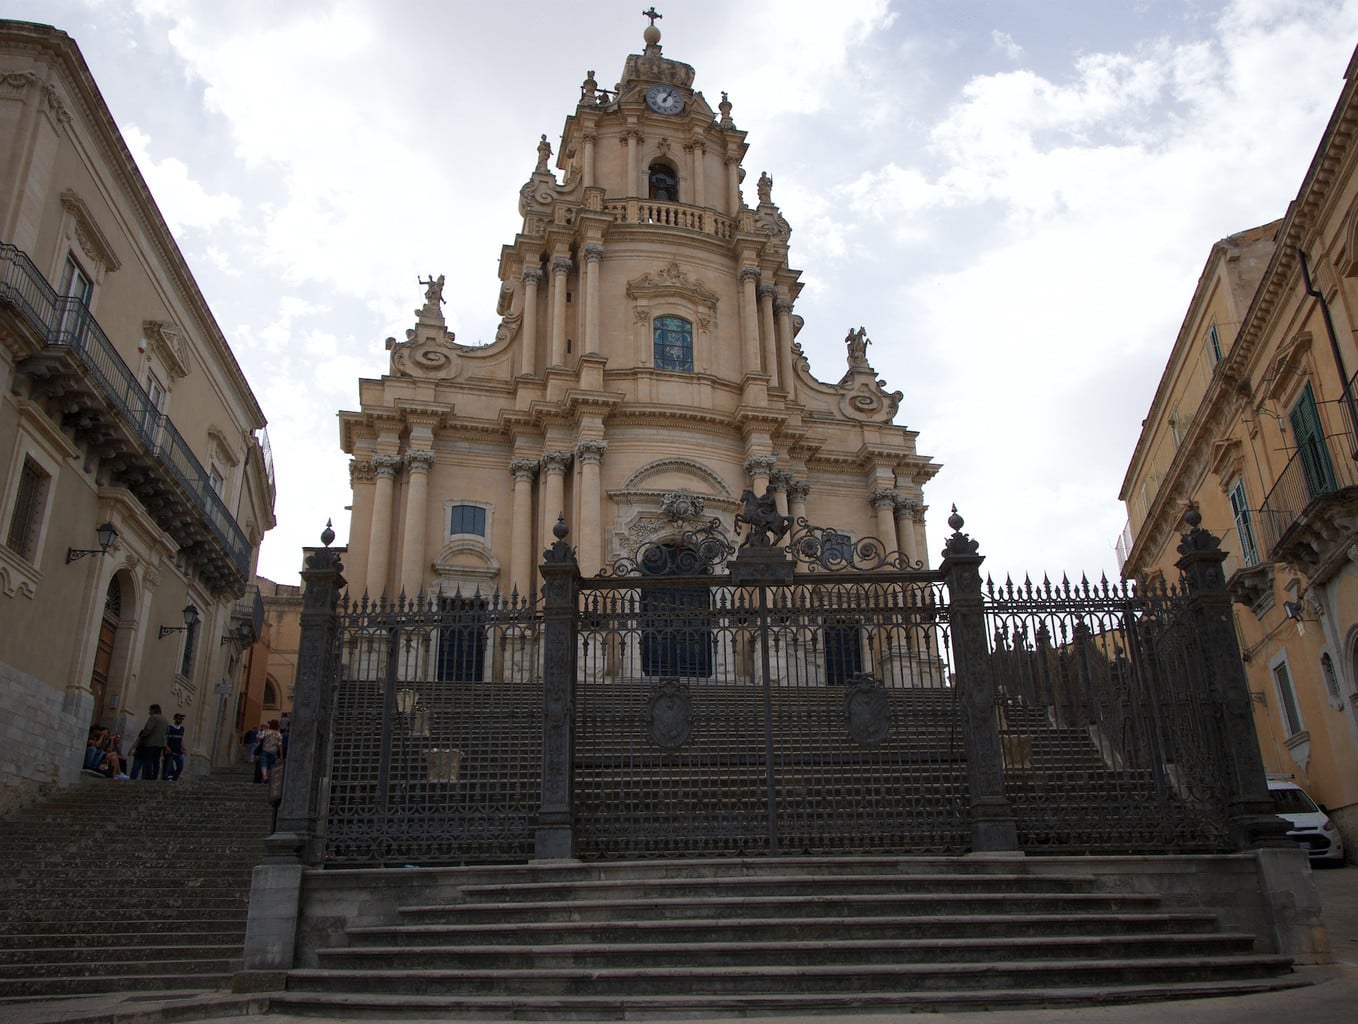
xmin=756 ymin=171 xmax=772 ymax=204
xmin=735 ymin=488 xmax=793 ymax=548
xmin=536 ymin=134 xmax=552 ymax=173
xmin=419 ymin=274 xmax=445 ymax=309
xmin=846 ymin=326 xmax=870 ymax=365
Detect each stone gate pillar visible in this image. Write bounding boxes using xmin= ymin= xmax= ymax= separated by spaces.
xmin=939 ymin=508 xmax=1018 ymax=853
xmin=243 ymin=523 xmax=345 ymax=974
xmin=536 ymin=517 xmax=581 ymax=859
xmin=1175 ymin=509 xmax=1292 ymax=851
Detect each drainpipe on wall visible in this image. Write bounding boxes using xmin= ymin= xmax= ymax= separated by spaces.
xmin=1296 ymin=248 xmax=1358 ymax=460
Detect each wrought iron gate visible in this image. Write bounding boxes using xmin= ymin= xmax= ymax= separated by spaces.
xmin=572 ymin=522 xmax=965 ymax=858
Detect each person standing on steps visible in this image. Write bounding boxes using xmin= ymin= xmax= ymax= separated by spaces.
xmin=163 ymin=712 xmax=189 ymax=781
xmin=255 ymin=719 xmax=282 ymax=783
xmin=133 ymin=704 xmax=170 ymax=781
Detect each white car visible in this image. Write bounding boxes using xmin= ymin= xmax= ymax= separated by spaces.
xmin=1268 ymin=778 xmax=1346 ymax=866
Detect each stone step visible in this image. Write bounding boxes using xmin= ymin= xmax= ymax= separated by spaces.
xmin=283 ymin=953 xmax=1294 ymax=997
xmin=317 ymin=932 xmax=1258 ymax=971
xmin=0 ymin=971 xmax=235 ymax=999
xmin=398 ymin=890 xmax=1166 ymax=925
xmin=0 ymin=928 xmax=246 ymax=950
xmin=263 ymin=975 xmax=1315 ymax=1020
xmin=453 ymin=870 xmax=1102 ymax=902
xmin=0 ymin=952 xmax=239 ymax=977
xmin=347 ymin=910 xmax=1225 ymax=948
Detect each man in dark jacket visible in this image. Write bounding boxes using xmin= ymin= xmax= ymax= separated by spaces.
xmin=134 ymin=704 xmax=170 ymax=781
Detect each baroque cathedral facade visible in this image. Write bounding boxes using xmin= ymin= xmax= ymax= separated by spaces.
xmin=340 ymin=20 xmax=938 ymax=611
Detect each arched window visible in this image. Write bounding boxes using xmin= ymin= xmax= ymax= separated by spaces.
xmin=263 ymin=678 xmax=280 ymax=710
xmin=648 ymin=162 xmax=678 ymax=201
xmin=653 ymin=316 xmax=693 ymax=372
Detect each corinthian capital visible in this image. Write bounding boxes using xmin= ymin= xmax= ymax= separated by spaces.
xmin=582 ymin=244 xmax=605 ymax=264
xmin=372 ymin=454 xmax=403 ymax=479
xmin=405 ymin=449 xmax=436 ymax=474
xmin=509 ymin=457 xmax=540 ymax=482
xmin=522 ymin=267 xmax=543 ymax=287
xmin=758 ymin=283 xmax=777 ymax=301
xmin=575 ymin=439 xmax=608 ymax=463
xmin=787 ymin=479 xmax=811 ymax=503
xmin=551 ymin=256 xmax=573 ymax=276
xmin=869 ymin=488 xmax=899 ymax=511
xmin=349 ymin=460 xmax=375 ymax=484
xmin=744 ymin=454 xmax=777 ymax=478
xmin=541 ymin=449 xmax=574 ymax=473
xmin=774 ymin=299 xmax=795 ymax=316
xmin=739 ymin=266 xmax=761 ymax=284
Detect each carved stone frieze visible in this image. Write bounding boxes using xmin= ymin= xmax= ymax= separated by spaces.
xmin=660 ymin=489 xmax=705 ymax=522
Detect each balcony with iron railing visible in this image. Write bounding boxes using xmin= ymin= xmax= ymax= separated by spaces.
xmin=1258 ymin=419 xmax=1358 ymax=580
xmin=0 ymin=242 xmax=253 ymax=593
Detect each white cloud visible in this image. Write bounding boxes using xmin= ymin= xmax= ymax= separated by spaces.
xmin=121 ymin=125 xmax=242 ymax=233
xmin=991 ymin=30 xmax=1023 ymax=62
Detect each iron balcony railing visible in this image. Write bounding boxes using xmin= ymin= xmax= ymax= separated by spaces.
xmin=0 ymin=242 xmax=252 ymax=579
xmin=1258 ymin=427 xmax=1358 ymax=557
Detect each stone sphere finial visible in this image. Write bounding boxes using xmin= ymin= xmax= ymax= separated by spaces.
xmin=1184 ymin=505 xmax=1202 ymax=529
xmin=947 ymin=505 xmax=964 ymax=533
xmin=321 ymin=518 xmax=335 ymax=547
xmin=553 ymin=514 xmax=569 ymax=541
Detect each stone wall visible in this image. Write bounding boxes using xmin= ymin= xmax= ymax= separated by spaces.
xmin=0 ymin=660 xmax=89 ymax=816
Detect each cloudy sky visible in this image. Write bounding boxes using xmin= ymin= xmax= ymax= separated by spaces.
xmin=13 ymin=0 xmax=1358 ymax=585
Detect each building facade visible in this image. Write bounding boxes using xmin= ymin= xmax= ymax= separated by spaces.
xmin=1119 ymin=45 xmax=1358 ymax=858
xmin=340 ymin=22 xmax=939 ymax=627
xmin=0 ymin=21 xmax=276 ymax=810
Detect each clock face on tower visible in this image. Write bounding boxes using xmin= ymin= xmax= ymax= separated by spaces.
xmin=645 ymin=83 xmax=685 ymax=115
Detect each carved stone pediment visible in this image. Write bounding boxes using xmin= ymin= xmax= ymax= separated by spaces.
xmin=1265 ymin=332 xmax=1313 ymax=401
xmin=61 ymin=191 xmax=121 ymax=273
xmin=143 ymin=320 xmax=190 ymax=379
xmin=626 ymin=262 xmax=719 ymax=309
xmin=387 ymin=325 xmax=461 ymax=380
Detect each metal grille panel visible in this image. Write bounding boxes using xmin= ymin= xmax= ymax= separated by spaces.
xmin=324 ymin=594 xmax=542 ymax=865
xmin=573 ymin=573 xmax=969 ymax=858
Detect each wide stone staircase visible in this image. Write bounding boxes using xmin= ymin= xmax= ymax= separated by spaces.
xmin=268 ymin=855 xmax=1307 ymax=1019
xmin=0 ymin=766 xmax=272 ymax=1001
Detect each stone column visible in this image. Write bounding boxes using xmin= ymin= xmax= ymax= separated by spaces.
xmin=913 ymin=506 xmax=930 ymax=570
xmin=550 ymin=256 xmax=572 ymax=366
xmin=939 ymin=508 xmax=1018 ymax=852
xmin=624 ymin=128 xmax=640 ymax=197
xmin=687 ymin=140 xmax=706 ymax=208
xmin=582 ymin=245 xmax=604 ymax=355
xmin=540 ymin=450 xmax=573 ymax=548
xmin=726 ymin=156 xmax=741 ymax=213
xmin=775 ymin=298 xmax=797 ymax=400
xmin=758 ymin=283 xmax=779 ymax=390
xmin=398 ymin=449 xmax=435 ymax=599
xmin=739 ymin=266 xmax=762 ymax=378
xmin=509 ymin=458 xmax=539 ymax=596
xmin=769 ymin=469 xmax=792 ymax=519
xmin=365 ymin=454 xmax=402 ymax=599
xmin=520 ymin=268 xmax=542 ymax=376
xmin=745 ymin=454 xmax=777 ymax=496
xmin=894 ymin=497 xmax=920 ymax=565
xmin=582 ymin=131 xmax=596 ymax=187
xmin=575 ymin=440 xmax=607 ymax=576
xmin=787 ymin=479 xmax=810 ymax=524
xmin=870 ymin=489 xmax=898 ymax=548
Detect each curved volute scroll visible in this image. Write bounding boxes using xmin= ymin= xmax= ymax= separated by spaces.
xmin=385 ymin=274 xmax=462 ymax=380
xmin=837 ymin=326 xmax=903 ymax=422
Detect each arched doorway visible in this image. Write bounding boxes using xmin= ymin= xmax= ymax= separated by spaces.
xmin=648 ymin=162 xmax=678 ymax=202
xmin=87 ymin=577 xmax=121 ymax=725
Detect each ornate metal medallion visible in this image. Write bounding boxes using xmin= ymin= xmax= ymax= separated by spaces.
xmin=844 ymin=673 xmax=892 ymax=746
xmin=647 ymin=678 xmax=693 ymax=750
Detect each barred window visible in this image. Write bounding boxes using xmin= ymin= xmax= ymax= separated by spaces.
xmin=653 ymin=316 xmax=693 ymax=372
xmin=5 ymin=458 xmax=49 ymax=561
xmin=449 ymin=504 xmax=486 ymax=537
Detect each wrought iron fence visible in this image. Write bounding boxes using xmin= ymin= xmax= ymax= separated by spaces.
xmin=984 ymin=575 xmax=1231 ymax=853
xmin=291 ymin=513 xmax=1279 ymax=867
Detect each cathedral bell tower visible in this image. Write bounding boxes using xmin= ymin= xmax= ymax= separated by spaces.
xmin=340 ymin=13 xmax=938 ymax=601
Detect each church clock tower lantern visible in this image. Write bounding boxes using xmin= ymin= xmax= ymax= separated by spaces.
xmin=340 ymin=12 xmax=939 ymax=601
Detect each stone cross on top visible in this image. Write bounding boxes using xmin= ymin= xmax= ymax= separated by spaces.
xmin=642 ymin=7 xmax=662 ymax=27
